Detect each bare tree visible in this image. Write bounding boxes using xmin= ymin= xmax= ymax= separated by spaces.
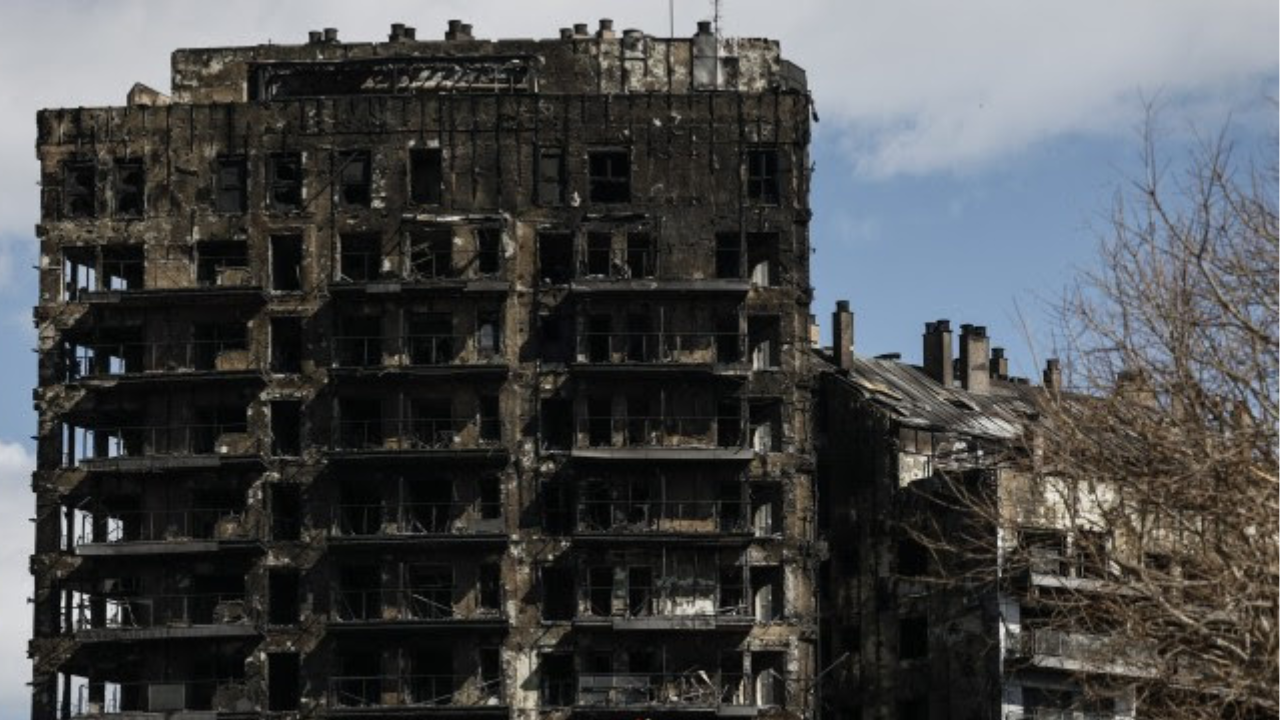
xmin=911 ymin=113 xmax=1277 ymax=719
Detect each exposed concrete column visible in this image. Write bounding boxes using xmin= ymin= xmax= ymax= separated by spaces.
xmin=832 ymin=301 xmax=854 ymax=370
xmin=922 ymin=320 xmax=953 ymax=387
xmin=959 ymin=324 xmax=990 ymax=393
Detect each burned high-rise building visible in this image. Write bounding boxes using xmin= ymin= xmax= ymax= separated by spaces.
xmin=31 ymin=18 xmax=817 ymax=720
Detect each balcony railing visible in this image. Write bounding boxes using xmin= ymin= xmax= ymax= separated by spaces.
xmin=576 ymin=332 xmax=743 ymax=366
xmin=64 ymin=341 xmax=256 ymax=380
xmin=576 ymin=500 xmax=750 ymax=534
xmin=576 ymin=672 xmax=748 ymax=709
xmin=328 ymin=675 xmax=502 ymax=708
xmin=577 ymin=416 xmax=742 ymax=450
xmin=75 ymin=508 xmax=249 ymax=546
xmin=332 ymin=334 xmax=502 ymax=368
xmin=71 ymin=593 xmax=248 ymax=631
xmin=66 ymin=423 xmax=257 ymax=466
xmin=70 ymin=679 xmax=248 ymax=718
xmin=333 ymin=418 xmax=497 ymax=452
xmin=578 ymin=248 xmax=658 ymax=280
xmin=333 ymin=587 xmax=468 ymax=622
xmin=333 ymin=502 xmax=501 ymax=537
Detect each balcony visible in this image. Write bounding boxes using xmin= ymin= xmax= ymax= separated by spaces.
xmin=62 ymin=340 xmax=260 ymax=384
xmin=69 ymin=592 xmax=255 ymax=641
xmin=575 ymin=672 xmax=751 ymax=711
xmin=72 ymin=507 xmax=254 ymax=555
xmin=330 ymin=502 xmax=504 ymax=545
xmin=65 ymin=424 xmax=261 ymax=471
xmin=573 ymin=331 xmax=745 ymax=371
xmin=1008 ymin=629 xmax=1153 ymax=677
xmin=570 ymin=416 xmax=752 ymax=461
xmin=574 ymin=500 xmax=751 ymax=539
xmin=330 ymin=244 xmax=507 ymax=296
xmin=329 ymin=418 xmax=504 ymax=460
xmin=331 ymin=334 xmax=505 ymax=375
xmin=67 ymin=678 xmax=251 ymax=719
xmin=330 ymin=588 xmax=504 ymax=630
xmin=327 ymin=675 xmax=504 ymax=711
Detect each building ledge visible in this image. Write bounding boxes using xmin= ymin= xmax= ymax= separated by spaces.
xmin=326 ymin=618 xmax=508 ymax=631
xmin=73 ymin=623 xmax=259 ymax=642
xmin=569 ymin=447 xmax=754 ymax=462
xmin=568 ymin=279 xmax=750 ymax=294
xmin=75 ymin=539 xmax=259 ymax=556
xmin=572 ymin=615 xmax=756 ymax=631
xmin=327 ymin=533 xmax=509 ymax=547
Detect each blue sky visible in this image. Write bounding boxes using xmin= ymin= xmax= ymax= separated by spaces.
xmin=0 ymin=0 xmax=1273 ymax=716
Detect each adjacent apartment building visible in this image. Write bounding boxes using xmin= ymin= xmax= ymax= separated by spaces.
xmin=31 ymin=18 xmax=819 ymax=720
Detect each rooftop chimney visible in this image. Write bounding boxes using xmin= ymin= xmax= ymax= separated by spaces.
xmin=959 ymin=324 xmax=990 ymax=393
xmin=460 ymin=23 xmax=474 ymax=39
xmin=322 ymin=27 xmax=339 ymax=43
xmin=597 ymin=19 xmax=616 ymax=39
xmin=446 ymin=19 xmax=462 ymax=40
xmin=990 ymin=347 xmax=1009 ymax=380
xmin=559 ymin=27 xmax=574 ymax=40
xmin=390 ymin=22 xmax=405 ymax=40
xmin=308 ymin=30 xmax=323 ymax=44
xmin=574 ymin=23 xmax=590 ymax=37
xmin=1043 ymin=358 xmax=1061 ymax=393
xmin=696 ymin=20 xmax=714 ymax=35
xmin=922 ymin=320 xmax=953 ymax=387
xmin=832 ymin=301 xmax=854 ymax=371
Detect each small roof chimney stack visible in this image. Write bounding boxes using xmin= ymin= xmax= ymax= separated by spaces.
xmin=1043 ymin=358 xmax=1062 ymax=393
xmin=923 ymin=320 xmax=953 ymax=387
xmin=597 ymin=19 xmax=616 ymax=39
xmin=959 ymin=324 xmax=991 ymax=393
xmin=832 ymin=301 xmax=854 ymax=371
xmin=990 ymin=347 xmax=1009 ymax=380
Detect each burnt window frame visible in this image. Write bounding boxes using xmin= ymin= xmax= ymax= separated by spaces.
xmin=335 ymin=150 xmax=372 ymax=207
xmin=214 ymin=155 xmax=249 ymax=214
xmin=587 ymin=147 xmax=631 ymax=204
xmin=409 ymin=147 xmax=443 ymax=206
xmin=267 ymin=152 xmax=304 ymax=212
xmin=745 ymin=147 xmax=780 ymax=205
xmin=62 ymin=159 xmax=97 ymax=219
xmin=536 ymin=146 xmax=566 ymax=206
xmin=113 ymin=159 xmax=145 ymax=218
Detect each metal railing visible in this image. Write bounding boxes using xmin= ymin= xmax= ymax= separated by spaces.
xmin=66 ymin=423 xmax=257 ymax=465
xmin=328 ymin=675 xmax=501 ymax=708
xmin=70 ymin=679 xmax=248 ymax=717
xmin=71 ymin=593 xmax=248 ymax=630
xmin=579 ymin=248 xmax=658 ymax=279
xmin=576 ymin=672 xmax=748 ymax=708
xmin=577 ymin=416 xmax=743 ymax=449
xmin=333 ymin=587 xmax=456 ymax=622
xmin=332 ymin=334 xmax=503 ymax=368
xmin=75 ymin=507 xmax=248 ymax=545
xmin=580 ymin=591 xmax=752 ymax=621
xmin=576 ymin=500 xmax=750 ymax=534
xmin=576 ymin=331 xmax=743 ymax=365
xmin=333 ymin=418 xmax=496 ymax=452
xmin=333 ymin=502 xmax=501 ymax=536
xmin=64 ymin=340 xmax=255 ymax=380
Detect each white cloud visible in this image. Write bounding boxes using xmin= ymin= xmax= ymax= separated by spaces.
xmin=0 ymin=0 xmax=1273 ymax=236
xmin=0 ymin=441 xmax=34 ymax=718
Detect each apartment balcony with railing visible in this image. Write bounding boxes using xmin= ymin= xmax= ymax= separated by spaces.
xmin=66 ymin=678 xmax=251 ymax=719
xmin=330 ymin=417 xmax=501 ymax=456
xmin=69 ymin=506 xmax=254 ymax=555
xmin=330 ymin=501 xmax=504 ymax=544
xmin=66 ymin=592 xmax=254 ymax=641
xmin=573 ymin=330 xmax=745 ymax=370
xmin=59 ymin=243 xmax=261 ymax=305
xmin=60 ymin=339 xmax=261 ymax=383
xmin=569 ymin=414 xmax=751 ymax=461
xmin=327 ymin=674 xmax=504 ymax=712
xmin=574 ymin=499 xmax=753 ymax=538
xmin=575 ymin=672 xmax=750 ymax=711
xmin=330 ymin=333 xmax=504 ymax=372
xmin=1007 ymin=628 xmax=1151 ymax=677
xmin=61 ymin=421 xmax=261 ymax=470
xmin=330 ymin=587 xmax=505 ymax=629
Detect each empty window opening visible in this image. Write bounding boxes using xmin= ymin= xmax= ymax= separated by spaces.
xmin=479 ymin=648 xmax=502 ymax=699
xmin=541 ymin=653 xmax=575 ymax=706
xmin=408 ymin=227 xmax=454 ymax=279
xmin=900 ymin=615 xmax=928 ymax=660
xmin=588 ymin=397 xmax=613 ymax=447
xmin=898 ymin=538 xmax=929 ymax=577
xmin=270 ymin=235 xmax=303 ymax=292
xmin=101 ymin=246 xmax=144 ymax=291
xmin=715 ymin=314 xmax=743 ymax=364
xmin=585 ymin=232 xmax=612 ymax=277
xmin=338 ymin=234 xmax=379 ymax=282
xmin=114 ymin=160 xmax=145 ymax=217
xmin=748 ymin=316 xmax=781 ymax=370
xmin=339 ymin=398 xmax=383 ymax=449
xmin=1076 ymin=530 xmax=1111 ymax=579
xmin=271 ymin=401 xmax=302 ymax=456
xmin=746 ymin=233 xmax=779 ymax=287
xmin=539 ymin=310 xmax=573 ymax=363
xmin=749 ymin=402 xmax=782 ymax=453
xmin=336 ymin=150 xmax=371 ymax=206
xmin=407 ymin=312 xmax=454 ymax=365
xmin=214 ymin=155 xmax=248 ymax=213
xmin=271 ymin=484 xmax=302 ymax=541
xmin=718 ymin=400 xmax=743 ymax=448
xmin=588 ymin=567 xmax=613 ymax=616
xmin=625 ymin=314 xmax=654 ymax=362
xmin=479 ymin=476 xmax=501 ymax=520
xmin=270 ymin=316 xmax=303 ymax=373
xmin=407 ymin=565 xmax=453 ymax=619
xmin=267 ymin=571 xmax=300 ymax=626
xmin=750 ymin=486 xmax=781 ymax=536
xmin=752 ymin=566 xmax=783 ymax=621
xmin=538 ymin=232 xmax=573 ymax=285
xmin=540 ymin=399 xmax=572 ymax=451
xmin=1020 ymin=528 xmax=1068 ymax=576
xmin=720 ymin=567 xmax=746 ymax=616
xmin=63 ymin=160 xmax=96 ymax=219
xmin=628 ymin=567 xmax=653 ymax=616
xmin=337 ymin=650 xmax=381 ymax=705
xmin=746 ymin=148 xmax=780 ymax=204
xmin=541 ymin=565 xmax=575 ymax=621
xmin=410 ymin=148 xmax=443 ymax=205
xmin=476 ymin=228 xmax=501 ymax=275
xmin=479 ymin=394 xmax=501 ymax=444
xmin=62 ymin=247 xmax=98 ymax=300
xmin=196 ymin=240 xmax=250 ymax=287
xmin=588 ymin=149 xmax=630 ymax=203
xmin=715 ymin=232 xmax=742 ymax=279
xmin=624 ymin=393 xmax=652 ymax=446
xmin=337 ymin=314 xmax=380 ymax=367
xmin=626 ymin=233 xmax=655 ymax=278
xmin=268 ymin=153 xmax=303 ymax=210
xmin=536 ymin=148 xmax=565 ymax=206
xmin=338 ymin=565 xmax=382 ymax=621
xmin=586 ymin=315 xmax=612 ymax=363
xmin=477 ymin=309 xmax=501 ymax=359
xmin=191 ymin=321 xmax=247 ymax=371
xmin=479 ymin=563 xmax=502 ymax=612
xmin=409 ymin=398 xmax=454 ymax=448
xmin=339 ymin=480 xmax=381 ymax=536
xmin=754 ymin=652 xmax=786 ymax=707
xmin=267 ymin=653 xmax=301 ymax=711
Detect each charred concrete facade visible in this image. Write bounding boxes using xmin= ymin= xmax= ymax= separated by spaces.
xmin=31 ymin=19 xmax=817 ymax=720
